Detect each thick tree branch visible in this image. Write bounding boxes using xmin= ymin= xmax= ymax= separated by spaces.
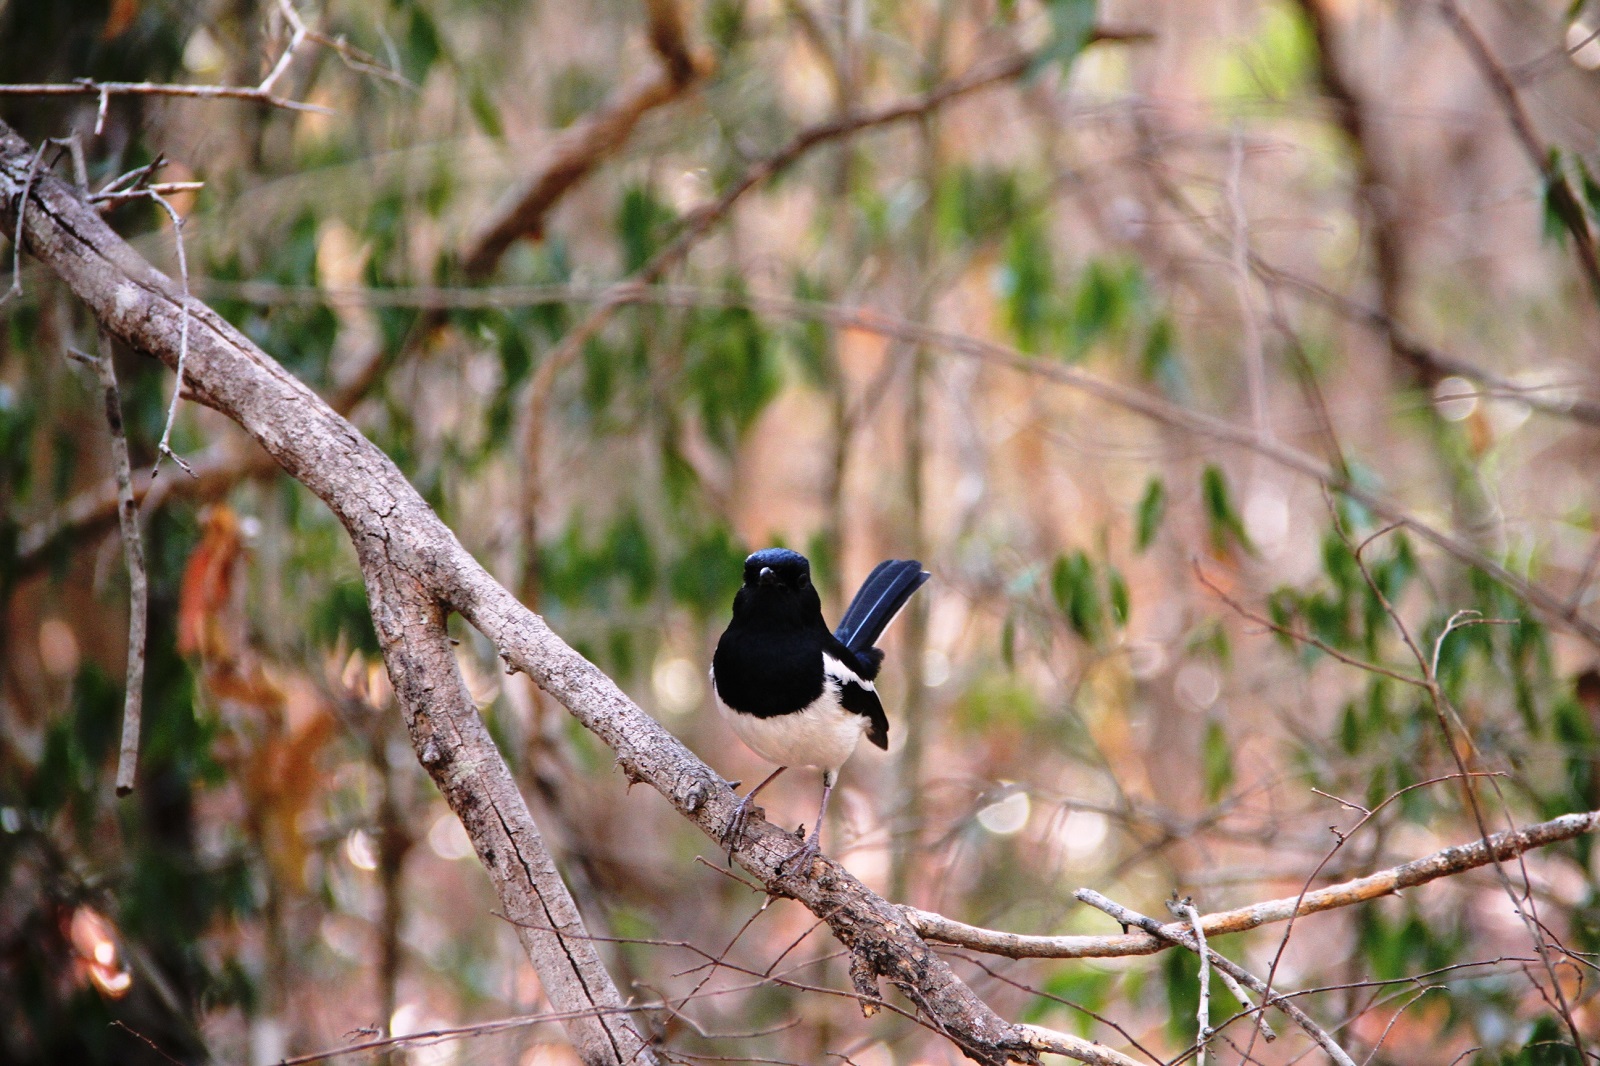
xmin=0 ymin=120 xmax=1130 ymax=1066
xmin=904 ymin=809 xmax=1600 ymax=959
xmin=0 ymin=123 xmax=652 ymax=1066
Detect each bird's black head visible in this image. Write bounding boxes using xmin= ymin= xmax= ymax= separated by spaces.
xmin=744 ymin=547 xmax=811 ymax=591
xmin=733 ymin=548 xmax=821 ymax=628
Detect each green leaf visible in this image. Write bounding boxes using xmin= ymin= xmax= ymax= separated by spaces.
xmin=401 ymin=0 xmax=444 ymax=82
xmin=1107 ymin=565 xmax=1129 ymax=626
xmin=1031 ymin=0 xmax=1099 ymax=79
xmin=999 ymin=217 xmax=1056 ymax=352
xmin=1051 ymin=551 xmax=1104 ymax=643
xmin=681 ymin=298 xmax=782 ymax=450
xmin=604 ymin=509 xmax=656 ymax=605
xmin=1339 ymin=701 xmax=1362 ymax=754
xmin=616 ymin=184 xmax=678 ymax=273
xmin=1504 ymin=1015 xmax=1584 ymax=1064
xmin=669 ymin=524 xmax=747 ymax=618
xmin=1203 ymin=718 xmax=1234 ymax=802
xmin=1201 ymin=464 xmax=1255 ymax=556
xmin=468 ymin=77 xmax=504 ymax=140
xmin=788 ymin=271 xmax=834 ymax=388
xmin=1135 ymin=477 xmax=1166 ymax=552
xmin=1543 ymin=147 xmax=1571 ymax=245
xmin=1068 ymin=259 xmax=1139 ymax=353
xmin=1139 ymin=315 xmax=1185 ymax=397
xmin=936 ymin=165 xmax=1023 ymax=247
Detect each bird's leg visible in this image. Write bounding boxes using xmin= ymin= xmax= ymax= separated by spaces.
xmin=778 ymin=769 xmax=836 ymax=876
xmin=722 ymin=766 xmax=786 ymax=856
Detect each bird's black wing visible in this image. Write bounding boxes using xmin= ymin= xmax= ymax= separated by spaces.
xmin=833 ymin=559 xmax=930 ymax=666
xmin=823 ymin=648 xmax=889 ymax=750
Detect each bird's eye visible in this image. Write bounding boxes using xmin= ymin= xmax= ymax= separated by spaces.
xmin=796 ymin=573 xmax=810 ymax=589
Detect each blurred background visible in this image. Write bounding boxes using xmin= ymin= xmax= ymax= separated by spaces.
xmin=3 ymin=0 xmax=1600 ymax=1063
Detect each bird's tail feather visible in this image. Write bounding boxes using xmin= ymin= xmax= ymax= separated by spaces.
xmin=834 ymin=559 xmax=930 ymax=654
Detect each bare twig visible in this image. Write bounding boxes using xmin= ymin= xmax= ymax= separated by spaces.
xmin=91 ymin=181 xmax=204 ymax=209
xmin=1177 ymin=899 xmax=1214 ymax=1064
xmin=169 ymin=277 xmax=1600 ymax=649
xmin=258 ymin=0 xmax=311 ymax=96
xmin=0 ymin=78 xmax=331 ymax=115
xmin=461 ymin=0 xmax=706 ymax=276
xmin=80 ymin=330 xmax=149 ymax=797
xmin=1076 ymin=889 xmax=1358 ymax=1066
xmin=2 ymin=138 xmax=49 ymax=306
xmin=145 ymin=191 xmax=195 ymax=479
xmin=1438 ymin=0 xmax=1600 ymax=307
xmin=903 ymin=808 xmax=1600 ymax=959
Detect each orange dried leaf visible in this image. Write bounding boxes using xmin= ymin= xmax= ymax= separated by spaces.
xmin=177 ymin=506 xmax=242 ymax=659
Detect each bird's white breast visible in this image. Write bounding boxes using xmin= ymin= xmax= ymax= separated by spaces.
xmin=714 ymin=655 xmax=869 ymax=771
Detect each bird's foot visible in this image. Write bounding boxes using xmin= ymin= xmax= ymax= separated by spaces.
xmin=720 ymin=791 xmax=763 ymax=859
xmin=777 ymin=825 xmax=823 ymax=877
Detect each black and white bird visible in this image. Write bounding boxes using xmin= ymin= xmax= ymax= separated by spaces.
xmin=711 ymin=548 xmax=930 ymax=871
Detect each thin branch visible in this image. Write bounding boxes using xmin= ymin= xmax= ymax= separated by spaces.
xmin=0 ymin=78 xmax=331 ymax=115
xmin=258 ymin=0 xmax=311 ymax=96
xmin=1194 ymin=560 xmax=1427 ymax=690
xmin=461 ymin=0 xmax=706 ymax=276
xmin=145 ymin=190 xmax=195 ymax=478
xmin=173 ymin=276 xmax=1600 ymax=648
xmin=903 ymin=808 xmax=1600 ymax=959
xmin=1076 ymin=890 xmax=1358 ymax=1066
xmin=1 ymin=138 xmax=49 ymax=306
xmin=1438 ymin=0 xmax=1600 ymax=307
xmin=82 ymin=330 xmax=149 ymax=797
xmin=1178 ymin=899 xmax=1214 ymax=1064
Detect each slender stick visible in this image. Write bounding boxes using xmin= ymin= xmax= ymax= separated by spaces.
xmin=1178 ymin=899 xmax=1213 ymax=1064
xmin=905 ymin=809 xmax=1600 ymax=959
xmin=0 ymin=79 xmax=329 ymax=114
xmin=87 ymin=330 xmax=148 ymax=797
xmin=1076 ymin=890 xmax=1357 ymax=1066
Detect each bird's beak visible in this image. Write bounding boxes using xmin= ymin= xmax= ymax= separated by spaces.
xmin=758 ymin=566 xmax=776 ymax=587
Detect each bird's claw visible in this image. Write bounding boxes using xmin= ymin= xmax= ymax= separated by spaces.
xmin=721 ymin=792 xmax=762 ymax=860
xmin=777 ymin=830 xmax=823 ymax=877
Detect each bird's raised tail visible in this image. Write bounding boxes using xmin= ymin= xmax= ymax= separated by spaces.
xmin=833 ymin=559 xmax=930 ymax=656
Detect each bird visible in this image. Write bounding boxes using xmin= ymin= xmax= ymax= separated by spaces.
xmin=711 ymin=547 xmax=930 ymax=872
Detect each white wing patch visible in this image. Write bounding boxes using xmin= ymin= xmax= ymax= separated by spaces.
xmin=823 ymin=652 xmax=875 ymax=693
